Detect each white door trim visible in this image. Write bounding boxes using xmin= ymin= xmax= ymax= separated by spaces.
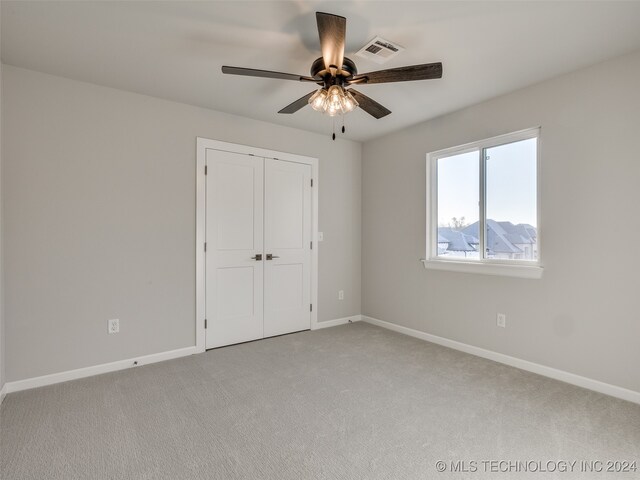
xmin=196 ymin=138 xmax=319 ymax=352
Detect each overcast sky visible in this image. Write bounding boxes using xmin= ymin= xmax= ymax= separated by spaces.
xmin=437 ymin=138 xmax=537 ymax=228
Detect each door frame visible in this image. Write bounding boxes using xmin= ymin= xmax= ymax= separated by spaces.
xmin=195 ymin=137 xmax=319 ymax=353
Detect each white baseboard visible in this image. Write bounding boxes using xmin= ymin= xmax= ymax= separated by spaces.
xmin=312 ymin=315 xmax=362 ymax=330
xmin=3 ymin=318 xmax=364 ymax=396
xmin=4 ymin=346 xmax=199 ymax=395
xmin=362 ymin=316 xmax=640 ymax=405
xmin=8 ymin=316 xmax=635 ymax=405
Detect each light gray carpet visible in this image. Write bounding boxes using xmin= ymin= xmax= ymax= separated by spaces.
xmin=1 ymin=322 xmax=639 ymax=479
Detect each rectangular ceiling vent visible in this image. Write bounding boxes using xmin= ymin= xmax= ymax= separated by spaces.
xmin=355 ymin=36 xmax=404 ymax=65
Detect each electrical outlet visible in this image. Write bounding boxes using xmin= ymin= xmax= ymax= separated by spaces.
xmin=338 ymin=290 xmax=344 ymax=300
xmin=496 ymin=313 xmax=506 ymax=328
xmin=108 ymin=318 xmax=120 ymax=334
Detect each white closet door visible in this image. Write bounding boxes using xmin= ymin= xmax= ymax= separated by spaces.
xmin=205 ymin=150 xmax=264 ymax=348
xmin=263 ymin=158 xmax=312 ymax=337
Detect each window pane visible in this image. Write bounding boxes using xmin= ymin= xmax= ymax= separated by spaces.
xmin=436 ymin=151 xmax=479 ymax=259
xmin=485 ymin=138 xmax=537 ymax=261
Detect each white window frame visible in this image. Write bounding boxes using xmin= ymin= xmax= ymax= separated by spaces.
xmin=424 ymin=127 xmax=543 ymax=279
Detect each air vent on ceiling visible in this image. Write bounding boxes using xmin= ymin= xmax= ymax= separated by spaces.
xmin=355 ymin=36 xmax=404 ymax=65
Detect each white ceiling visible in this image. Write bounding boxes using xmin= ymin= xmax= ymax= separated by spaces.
xmin=3 ymin=1 xmax=640 ymax=142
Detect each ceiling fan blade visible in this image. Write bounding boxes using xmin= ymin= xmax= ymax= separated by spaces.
xmin=316 ymin=12 xmax=346 ymax=73
xmin=349 ymin=62 xmax=443 ymax=85
xmin=222 ymin=66 xmax=319 ymax=82
xmin=349 ymin=89 xmax=391 ymax=119
xmin=278 ymin=91 xmax=317 ymax=114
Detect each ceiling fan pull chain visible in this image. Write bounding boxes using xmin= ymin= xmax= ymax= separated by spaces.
xmin=342 ymin=114 xmax=346 ymax=134
xmin=332 ymin=117 xmax=336 ymax=141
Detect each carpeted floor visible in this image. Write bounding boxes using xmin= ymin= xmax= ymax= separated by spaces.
xmin=1 ymin=322 xmax=639 ymax=479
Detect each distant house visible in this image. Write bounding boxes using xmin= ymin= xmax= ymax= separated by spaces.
xmin=437 ymin=220 xmax=537 ymax=260
xmin=437 ymin=227 xmax=479 ymax=258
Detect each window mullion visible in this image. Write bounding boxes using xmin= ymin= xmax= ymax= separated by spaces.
xmin=479 ymin=148 xmax=487 ymax=260
xmin=430 ymin=156 xmax=438 ymax=259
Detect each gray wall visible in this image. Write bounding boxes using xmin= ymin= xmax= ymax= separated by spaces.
xmin=0 ymin=9 xmax=4 ymax=394
xmin=362 ymin=50 xmax=640 ymax=393
xmin=2 ymin=65 xmax=361 ymax=382
xmin=5 ymin=50 xmax=639 ymax=394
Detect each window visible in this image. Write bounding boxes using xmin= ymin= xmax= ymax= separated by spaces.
xmin=425 ymin=128 xmax=541 ymax=279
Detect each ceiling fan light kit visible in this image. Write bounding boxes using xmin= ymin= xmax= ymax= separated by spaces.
xmin=309 ymin=85 xmax=358 ymax=116
xmin=221 ymin=12 xmax=443 ymax=138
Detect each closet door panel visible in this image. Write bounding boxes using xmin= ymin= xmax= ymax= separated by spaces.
xmin=263 ymin=158 xmax=312 ymax=337
xmin=205 ymin=150 xmax=264 ymax=348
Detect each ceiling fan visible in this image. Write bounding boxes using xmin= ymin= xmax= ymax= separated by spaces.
xmin=221 ymin=12 xmax=442 ymax=133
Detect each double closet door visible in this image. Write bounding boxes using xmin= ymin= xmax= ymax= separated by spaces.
xmin=205 ymin=149 xmax=312 ymax=349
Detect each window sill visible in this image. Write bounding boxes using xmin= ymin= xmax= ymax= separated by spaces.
xmin=421 ymin=258 xmax=543 ymax=279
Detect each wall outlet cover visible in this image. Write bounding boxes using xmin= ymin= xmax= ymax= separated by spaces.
xmin=108 ymin=318 xmax=120 ymax=334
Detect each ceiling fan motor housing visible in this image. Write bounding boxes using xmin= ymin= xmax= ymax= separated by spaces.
xmin=310 ymin=56 xmax=358 ymax=87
